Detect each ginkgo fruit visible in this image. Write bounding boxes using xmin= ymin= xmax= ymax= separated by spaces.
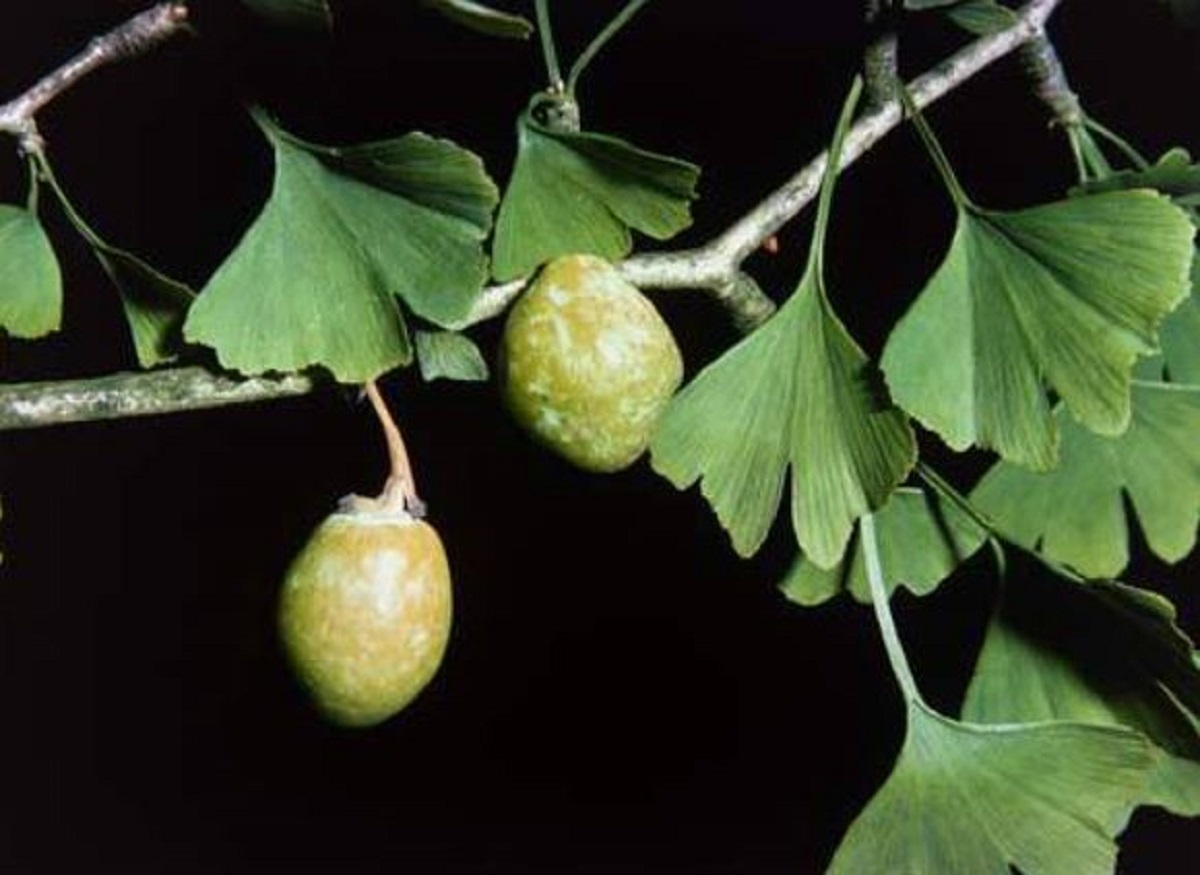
xmin=278 ymin=495 xmax=452 ymax=727
xmin=501 ymin=253 xmax=683 ymax=472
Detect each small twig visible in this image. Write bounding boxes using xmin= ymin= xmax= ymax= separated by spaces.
xmin=863 ymin=0 xmax=901 ymax=111
xmin=0 ymin=0 xmax=1064 ymax=429
xmin=0 ymin=3 xmax=189 ymax=153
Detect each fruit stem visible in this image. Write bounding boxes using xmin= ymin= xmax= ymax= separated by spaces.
xmin=364 ymin=379 xmax=421 ymax=514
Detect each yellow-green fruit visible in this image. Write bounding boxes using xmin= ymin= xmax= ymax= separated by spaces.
xmin=278 ymin=507 xmax=452 ymax=727
xmin=501 ymin=254 xmax=684 ymax=472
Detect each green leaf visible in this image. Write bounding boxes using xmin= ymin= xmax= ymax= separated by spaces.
xmin=971 ymin=382 xmax=1200 ymax=577
xmin=491 ymin=105 xmax=699 ymax=281
xmin=881 ymin=191 xmax=1195 ymax=470
xmin=241 ymin=0 xmax=331 ymax=30
xmin=421 ymin=0 xmax=533 ymax=38
xmin=651 ymin=79 xmax=914 ymax=567
xmin=828 ymin=700 xmax=1153 ymax=875
xmin=185 ymin=116 xmax=497 ymax=383
xmin=1161 ymin=281 xmax=1200 ymax=384
xmin=945 ymin=0 xmax=1018 ymax=34
xmin=90 ymin=242 xmax=195 ymax=368
xmin=0 ymin=204 xmax=61 ymax=339
xmin=415 ymin=330 xmax=489 ymax=382
xmin=1075 ymin=148 xmax=1200 ymax=203
xmin=43 ymin=164 xmax=193 ymax=367
xmin=651 ymin=287 xmax=915 ymax=565
xmin=780 ymin=486 xmax=987 ymax=606
xmin=963 ymin=568 xmax=1200 ymax=817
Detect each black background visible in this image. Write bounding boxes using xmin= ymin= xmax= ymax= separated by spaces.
xmin=0 ymin=1 xmax=1198 ymax=872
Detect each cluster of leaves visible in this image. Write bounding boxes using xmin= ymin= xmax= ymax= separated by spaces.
xmin=2 ymin=2 xmax=1199 ymax=872
xmin=651 ymin=75 xmax=1200 ymax=872
xmin=0 ymin=0 xmax=697 ymax=384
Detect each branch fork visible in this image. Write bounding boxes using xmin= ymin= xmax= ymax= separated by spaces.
xmin=0 ymin=3 xmax=189 ymax=153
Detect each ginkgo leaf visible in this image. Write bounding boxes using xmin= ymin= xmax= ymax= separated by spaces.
xmin=242 ymin=0 xmax=331 ymax=30
xmin=91 ymin=243 xmax=195 ymax=368
xmin=421 ymin=0 xmax=533 ymax=38
xmin=828 ymin=700 xmax=1154 ymax=875
xmin=781 ymin=486 xmax=987 ymax=606
xmin=651 ymin=278 xmax=915 ymax=566
xmin=881 ymin=191 xmax=1195 ymax=470
xmin=0 ymin=204 xmax=61 ymax=339
xmin=651 ymin=79 xmax=915 ymax=568
xmin=185 ymin=115 xmax=497 ymax=383
xmin=44 ymin=165 xmax=193 ymax=367
xmin=1075 ymin=148 xmax=1200 ymax=204
xmin=946 ymin=0 xmax=1017 ymax=34
xmin=963 ymin=567 xmax=1200 ymax=817
xmin=415 ymin=330 xmax=489 ymax=382
xmin=971 ymin=382 xmax=1200 ymax=578
xmin=491 ymin=103 xmax=699 ymax=281
xmin=1159 ymin=256 xmax=1200 ymax=383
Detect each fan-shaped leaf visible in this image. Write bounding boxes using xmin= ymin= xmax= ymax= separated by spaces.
xmin=781 ymin=486 xmax=987 ymax=606
xmin=0 ymin=204 xmax=60 ymax=339
xmin=972 ymin=382 xmax=1200 ymax=578
xmin=651 ymin=79 xmax=914 ymax=568
xmin=185 ymin=116 xmax=497 ymax=383
xmin=652 ymin=273 xmax=915 ymax=566
xmin=1076 ymin=148 xmax=1200 ymax=204
xmin=881 ymin=191 xmax=1194 ymax=470
xmin=414 ymin=330 xmax=489 ymax=382
xmin=1156 ymin=250 xmax=1200 ymax=384
xmin=421 ymin=0 xmax=532 ymax=38
xmin=829 ymin=700 xmax=1153 ymax=875
xmin=964 ymin=567 xmax=1200 ymax=817
xmin=491 ymin=107 xmax=699 ymax=281
xmin=946 ymin=0 xmax=1017 ymax=34
xmin=91 ymin=243 xmax=194 ymax=367
xmin=46 ymin=171 xmax=193 ymax=367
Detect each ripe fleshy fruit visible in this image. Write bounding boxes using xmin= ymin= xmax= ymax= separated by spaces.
xmin=278 ymin=498 xmax=452 ymax=728
xmin=501 ymin=254 xmax=683 ymax=472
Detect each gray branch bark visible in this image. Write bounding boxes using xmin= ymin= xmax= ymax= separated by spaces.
xmin=0 ymin=3 xmax=189 ymax=152
xmin=0 ymin=0 xmax=1065 ymax=430
xmin=0 ymin=368 xmax=312 ymax=430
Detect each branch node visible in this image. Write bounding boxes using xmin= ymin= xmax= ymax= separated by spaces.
xmin=1019 ymin=29 xmax=1083 ymax=128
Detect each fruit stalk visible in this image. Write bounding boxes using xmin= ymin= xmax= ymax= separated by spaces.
xmin=363 ymin=379 xmax=422 ymax=515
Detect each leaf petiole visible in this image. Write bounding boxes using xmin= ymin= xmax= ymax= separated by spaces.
xmin=899 ymin=87 xmax=971 ymax=208
xmin=25 ymin=155 xmax=39 ymax=214
xmin=861 ymin=512 xmax=923 ymax=706
xmin=534 ymin=0 xmax=564 ymax=91
xmin=567 ymin=0 xmax=651 ymax=95
xmin=1084 ymin=117 xmax=1151 ymax=171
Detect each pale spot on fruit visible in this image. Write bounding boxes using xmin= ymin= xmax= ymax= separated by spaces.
xmin=362 ymin=549 xmax=408 ymax=618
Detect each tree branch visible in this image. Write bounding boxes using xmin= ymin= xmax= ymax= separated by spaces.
xmin=0 ymin=3 xmax=190 ymax=153
xmin=0 ymin=0 xmax=1064 ymax=429
xmin=1018 ymin=28 xmax=1083 ymax=128
xmin=0 ymin=368 xmax=313 ymax=431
